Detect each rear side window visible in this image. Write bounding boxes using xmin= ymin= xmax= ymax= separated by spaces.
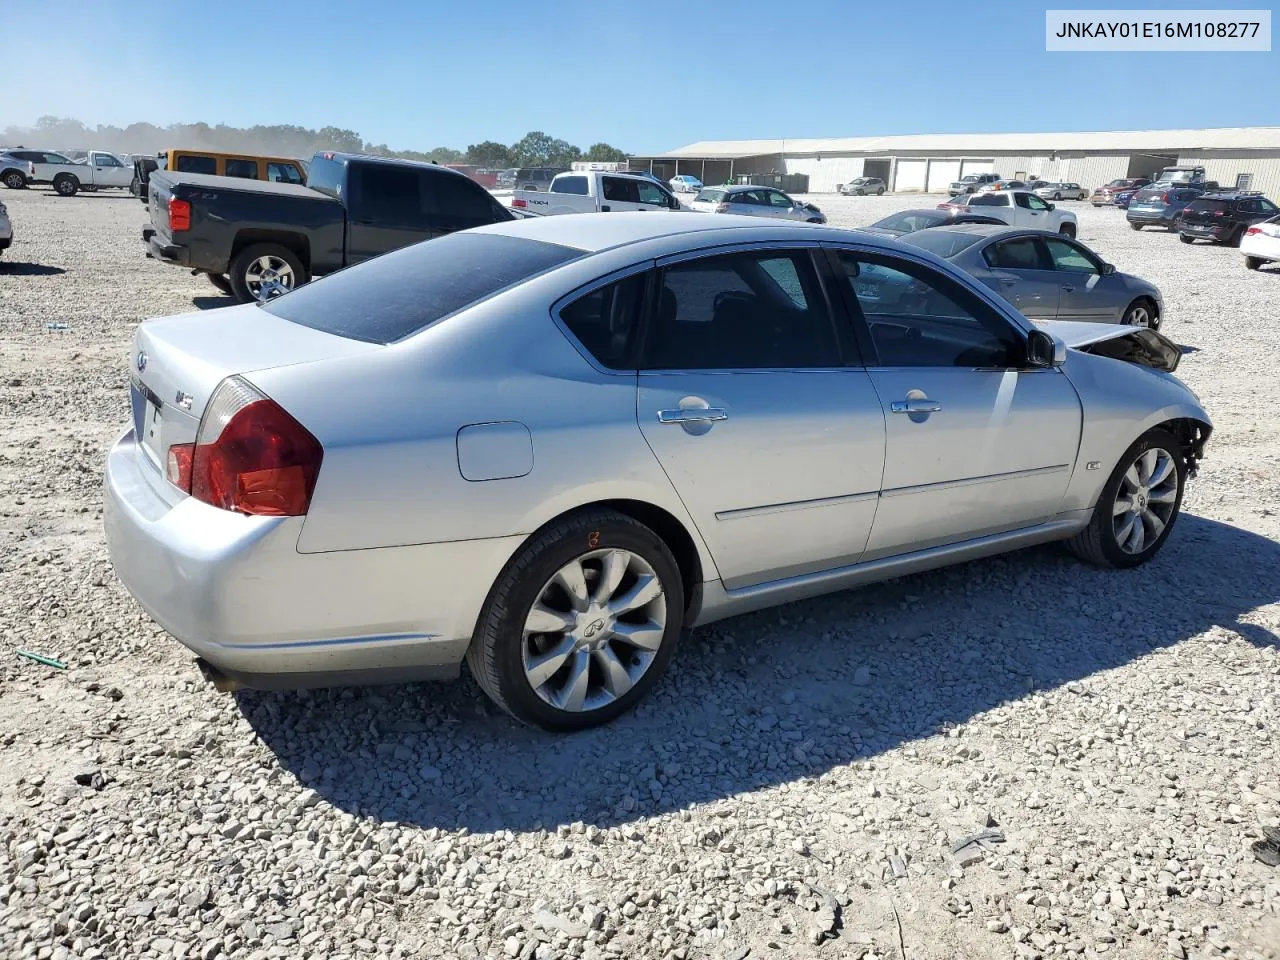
xmin=551 ymin=175 xmax=589 ymax=195
xmin=307 ymin=157 xmax=344 ymax=197
xmin=602 ymin=177 xmax=639 ymax=203
xmin=559 ymin=273 xmax=647 ymax=369
xmin=262 ymin=233 xmax=581 ymax=344
xmin=984 ymin=237 xmax=1045 ymax=269
xmin=1188 ymin=199 xmax=1229 ymax=213
xmin=644 ymin=251 xmax=839 ymax=370
xmin=175 ymin=155 xmax=216 ymax=175
xmin=225 ymin=159 xmax=259 ymax=179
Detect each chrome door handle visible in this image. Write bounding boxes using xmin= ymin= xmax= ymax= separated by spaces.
xmin=657 ymin=407 xmax=728 ymax=424
xmin=890 ymin=399 xmax=943 ymax=414
xmin=1061 ymin=284 xmax=1075 ymax=292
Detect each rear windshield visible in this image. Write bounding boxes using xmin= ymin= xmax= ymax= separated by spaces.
xmin=695 ymin=188 xmax=727 ymax=203
xmin=1186 ymin=199 xmax=1229 ymax=213
xmin=871 ymin=211 xmax=945 ymax=232
xmin=262 ymin=233 xmax=581 ymax=344
xmin=900 ymin=231 xmax=986 ymax=259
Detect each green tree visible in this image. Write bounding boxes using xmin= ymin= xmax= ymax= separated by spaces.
xmin=466 ymin=140 xmax=513 ymax=168
xmin=584 ymin=142 xmax=626 ymax=162
xmin=546 ymin=139 xmax=582 ymax=167
xmin=510 ymin=130 xmax=555 ymax=166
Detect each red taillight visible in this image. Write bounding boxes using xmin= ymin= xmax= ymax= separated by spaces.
xmin=1161 ymin=192 xmax=1171 ymax=203
xmin=1212 ymin=209 xmax=1224 ymax=216
xmin=168 ymin=197 xmax=191 ymax=232
xmin=715 ymin=202 xmax=730 ymax=213
xmin=1246 ymin=226 xmax=1261 ymax=235
xmin=176 ymin=377 xmax=322 ymax=516
xmin=512 ymin=198 xmax=527 ymax=208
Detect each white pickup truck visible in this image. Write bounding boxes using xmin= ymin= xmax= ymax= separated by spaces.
xmin=29 ymin=150 xmax=134 ymax=196
xmin=512 ymin=171 xmax=682 ymax=216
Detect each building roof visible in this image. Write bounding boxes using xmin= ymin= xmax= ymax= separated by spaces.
xmin=644 ymin=127 xmax=1280 ymax=159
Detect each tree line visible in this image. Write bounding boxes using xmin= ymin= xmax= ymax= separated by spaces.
xmin=1 ymin=117 xmax=628 ymax=168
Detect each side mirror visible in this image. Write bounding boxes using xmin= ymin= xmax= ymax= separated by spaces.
xmin=1045 ymin=201 xmax=1055 ymax=210
xmin=1101 ymin=262 xmax=1116 ymax=276
xmin=1026 ymin=329 xmax=1067 ymax=368
xmin=669 ymin=194 xmax=681 ymax=211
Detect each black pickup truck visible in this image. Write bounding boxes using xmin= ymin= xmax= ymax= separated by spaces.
xmin=142 ymin=151 xmax=514 ymax=303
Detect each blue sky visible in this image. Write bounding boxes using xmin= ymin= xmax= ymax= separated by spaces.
xmin=4 ymin=0 xmax=1276 ymax=153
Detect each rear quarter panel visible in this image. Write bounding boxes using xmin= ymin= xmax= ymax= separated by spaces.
xmin=247 ymin=256 xmax=716 ymax=578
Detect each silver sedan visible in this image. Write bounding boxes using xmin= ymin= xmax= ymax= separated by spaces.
xmin=688 ymin=185 xmax=826 ymax=223
xmin=1034 ymin=182 xmax=1087 ymax=201
xmin=104 ymin=214 xmax=1209 ymax=730
xmin=901 ymin=225 xmax=1165 ymax=327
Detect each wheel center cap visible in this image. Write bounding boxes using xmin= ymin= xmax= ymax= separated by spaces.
xmin=583 ymin=618 xmax=606 ymax=640
xmin=1134 ymin=491 xmax=1148 ymax=511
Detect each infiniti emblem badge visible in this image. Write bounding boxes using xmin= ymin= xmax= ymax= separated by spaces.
xmin=136 ymin=351 xmax=148 ymax=372
xmin=583 ymin=619 xmax=605 ymax=640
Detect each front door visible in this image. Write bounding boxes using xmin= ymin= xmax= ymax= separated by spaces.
xmin=1040 ymin=236 xmax=1114 ymax=322
xmin=979 ymin=235 xmax=1062 ymax=320
xmin=636 ymin=246 xmax=885 ymax=589
xmin=826 ymin=248 xmax=1082 ymax=559
xmin=91 ymin=153 xmax=133 ymax=188
xmin=1013 ymin=191 xmax=1055 ymax=228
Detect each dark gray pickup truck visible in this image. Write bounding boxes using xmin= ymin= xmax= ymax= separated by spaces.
xmin=142 ymin=151 xmax=514 ymax=303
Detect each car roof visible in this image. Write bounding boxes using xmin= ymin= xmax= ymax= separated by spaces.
xmin=472 ymin=211 xmax=836 ymax=253
xmin=909 ymin=223 xmax=1049 ymax=240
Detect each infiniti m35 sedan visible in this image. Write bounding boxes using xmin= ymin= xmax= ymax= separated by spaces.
xmin=105 ymin=214 xmax=1211 ymax=730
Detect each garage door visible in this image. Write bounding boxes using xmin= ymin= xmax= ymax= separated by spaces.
xmin=927 ymin=160 xmax=962 ymax=192
xmin=961 ymin=159 xmax=995 ymax=177
xmin=893 ymin=159 xmax=928 ymax=192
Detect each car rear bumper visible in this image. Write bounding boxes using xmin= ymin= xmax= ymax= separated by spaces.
xmin=103 ymin=426 xmax=524 ymax=689
xmin=1126 ymin=209 xmax=1175 ymax=225
xmin=142 ymin=226 xmax=190 ymax=266
xmin=1241 ymin=232 xmax=1280 ymax=260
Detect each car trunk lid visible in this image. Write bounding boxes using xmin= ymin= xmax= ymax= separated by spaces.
xmin=1179 ymin=199 xmax=1230 ymax=226
xmin=128 ymin=304 xmax=380 ymax=495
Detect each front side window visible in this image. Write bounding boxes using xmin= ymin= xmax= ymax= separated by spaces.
xmin=559 ymin=273 xmax=647 ymax=369
xmin=267 ymin=162 xmax=304 ymax=185
xmin=1042 ymin=238 xmax=1097 ymax=274
xmin=225 ymin=159 xmax=259 ymax=179
xmin=175 ymin=155 xmax=217 ymax=175
xmin=94 ymin=153 xmax=122 ymax=167
xmin=833 ymin=251 xmax=1022 ymax=368
xmin=636 ymin=181 xmax=670 ymax=206
xmin=644 ymin=250 xmax=839 ymax=370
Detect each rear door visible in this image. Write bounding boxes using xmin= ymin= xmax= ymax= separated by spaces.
xmin=344 ymin=161 xmax=437 ymax=264
xmin=968 ymin=193 xmax=1013 ymax=223
xmin=600 ymin=175 xmax=644 ymax=212
xmin=89 ymin=152 xmax=132 ymax=187
xmin=979 ymin=235 xmax=1061 ymax=320
xmin=635 ymin=245 xmax=885 ymax=588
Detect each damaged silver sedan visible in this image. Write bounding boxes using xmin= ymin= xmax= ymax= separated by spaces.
xmin=104 ymin=214 xmax=1211 ymax=730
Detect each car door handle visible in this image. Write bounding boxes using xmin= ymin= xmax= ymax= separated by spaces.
xmin=354 ymin=218 xmax=375 ymax=225
xmin=1061 ymin=284 xmax=1075 ymax=293
xmin=657 ymin=407 xmax=728 ymax=424
xmin=601 ymin=205 xmax=611 ymax=212
xmin=890 ymin=399 xmax=943 ymax=414
xmin=999 ymin=278 xmax=1017 ymax=286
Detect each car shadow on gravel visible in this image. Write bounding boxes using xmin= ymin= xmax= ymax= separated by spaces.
xmin=192 ymin=295 xmax=237 ymax=310
xmin=238 ymin=513 xmax=1278 ymax=832
xmin=0 ymin=262 xmax=65 ymax=276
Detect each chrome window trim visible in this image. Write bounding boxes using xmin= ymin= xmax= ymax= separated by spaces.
xmin=550 ymin=260 xmax=655 ymax=377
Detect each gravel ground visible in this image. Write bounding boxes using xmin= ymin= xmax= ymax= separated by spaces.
xmin=1 ymin=185 xmax=1278 ymax=960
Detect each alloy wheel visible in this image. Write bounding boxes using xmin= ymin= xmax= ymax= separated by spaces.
xmin=1125 ymin=304 xmax=1151 ymax=327
xmin=1112 ymin=447 xmax=1178 ymax=554
xmin=521 ymin=548 xmax=667 ymax=713
xmin=244 ymin=255 xmax=296 ymax=301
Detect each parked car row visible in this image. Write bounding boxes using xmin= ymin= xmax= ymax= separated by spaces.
xmin=937 ymin=190 xmax=1078 ymax=236
xmin=0 ymin=148 xmax=135 ymax=195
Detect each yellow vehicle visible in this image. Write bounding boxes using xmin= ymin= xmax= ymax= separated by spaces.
xmin=133 ymin=150 xmax=307 ymax=202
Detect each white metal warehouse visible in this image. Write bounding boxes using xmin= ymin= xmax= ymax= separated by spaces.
xmin=629 ymin=127 xmax=1280 ymax=197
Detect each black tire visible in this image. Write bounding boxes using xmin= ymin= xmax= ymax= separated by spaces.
xmin=52 ymin=174 xmax=79 ymax=197
xmin=1245 ymin=256 xmax=1263 ymax=271
xmin=1179 ymin=233 xmax=1194 ymax=244
xmin=876 ymin=187 xmax=884 ymax=195
xmin=206 ymin=273 xmax=234 ymax=296
xmin=1053 ymin=192 xmax=1062 ymax=201
xmin=227 ymin=243 xmax=307 ymax=304
xmin=1122 ymin=297 xmax=1158 ymax=328
xmin=1 ymin=169 xmax=26 ymax=190
xmin=1058 ymin=223 xmax=1076 ymax=238
xmin=466 ymin=508 xmax=685 ymax=731
xmin=1065 ymin=428 xmax=1186 ymax=569
xmin=806 ymin=217 xmax=824 ymax=224
xmin=1225 ymin=225 xmax=1245 ymax=247
xmin=130 ymin=176 xmax=140 ymax=197
xmin=1129 ymin=222 xmax=1143 ymax=231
